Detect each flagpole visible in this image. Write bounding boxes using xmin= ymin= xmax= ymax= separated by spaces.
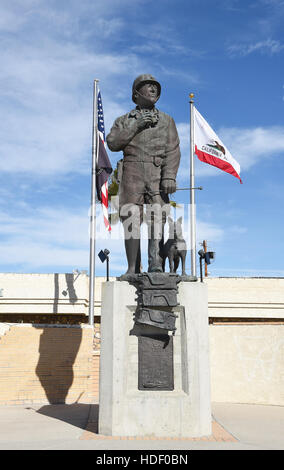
xmin=89 ymin=79 xmax=99 ymax=326
xmin=189 ymin=93 xmax=197 ymax=278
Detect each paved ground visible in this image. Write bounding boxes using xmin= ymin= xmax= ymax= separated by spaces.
xmin=0 ymin=402 xmax=283 ymax=450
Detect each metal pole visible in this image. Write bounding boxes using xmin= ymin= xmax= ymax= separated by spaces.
xmin=199 ymin=255 xmax=203 ymax=283
xmin=89 ymin=79 xmax=99 ymax=326
xmin=189 ymin=93 xmax=197 ymax=277
xmin=106 ymin=256 xmax=109 ymax=282
xmin=203 ymin=240 xmax=208 ymax=277
xmin=176 ymin=186 xmax=203 ymax=191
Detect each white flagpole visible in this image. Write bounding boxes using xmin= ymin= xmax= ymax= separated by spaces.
xmin=189 ymin=93 xmax=197 ymax=277
xmin=89 ymin=79 xmax=99 ymax=326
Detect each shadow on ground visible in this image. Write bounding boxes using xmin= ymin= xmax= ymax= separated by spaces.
xmin=34 ymin=403 xmax=98 ymax=431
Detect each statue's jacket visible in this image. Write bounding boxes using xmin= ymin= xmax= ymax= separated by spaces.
xmin=106 ymin=107 xmax=181 ymax=183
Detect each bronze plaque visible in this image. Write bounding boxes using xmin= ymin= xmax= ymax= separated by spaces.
xmin=138 ymin=334 xmax=174 ymax=391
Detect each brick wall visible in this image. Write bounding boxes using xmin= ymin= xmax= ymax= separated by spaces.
xmin=92 ymin=354 xmax=100 ymax=400
xmin=0 ymin=324 xmax=99 ymax=405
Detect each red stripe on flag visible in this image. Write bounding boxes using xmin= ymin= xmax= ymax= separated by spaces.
xmin=195 ymin=145 xmax=242 ymax=183
xmin=101 ymin=182 xmax=111 ymax=232
xmin=101 ymin=191 xmax=108 ymax=207
xmin=104 ymin=217 xmax=111 ymax=231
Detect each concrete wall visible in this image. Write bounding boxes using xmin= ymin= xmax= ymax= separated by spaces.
xmin=0 ymin=273 xmax=92 ymax=316
xmin=206 ymin=277 xmax=284 ymax=319
xmin=210 ymin=324 xmax=283 ymax=405
xmin=1 ymin=274 xmax=283 ymax=319
xmin=206 ymin=278 xmax=284 ymax=405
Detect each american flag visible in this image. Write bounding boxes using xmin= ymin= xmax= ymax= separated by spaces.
xmin=96 ymin=90 xmax=112 ymax=232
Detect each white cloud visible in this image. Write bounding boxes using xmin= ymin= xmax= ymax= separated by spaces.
xmin=0 ymin=206 xmax=89 ymax=246
xmin=0 ymin=202 xmax=125 ymax=271
xmin=196 ymin=220 xmax=224 ymax=243
xmin=228 ymin=38 xmax=284 ymax=56
xmin=176 ymin=123 xmax=190 ymax=154
xmin=260 ymin=0 xmax=284 ymax=7
xmin=219 ymin=125 xmax=284 ymax=171
xmin=0 ymin=241 xmax=88 ymax=270
xmin=0 ymin=7 xmax=144 ymax=176
xmin=96 ymin=18 xmax=125 ymax=38
xmin=0 ymin=205 xmax=88 ymax=269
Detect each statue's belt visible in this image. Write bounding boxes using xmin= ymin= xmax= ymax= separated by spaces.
xmin=123 ymin=154 xmax=165 ymax=162
xmin=123 ymin=155 xmax=166 ymax=167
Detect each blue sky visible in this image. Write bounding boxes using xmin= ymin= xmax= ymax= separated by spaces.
xmin=0 ymin=0 xmax=284 ymax=277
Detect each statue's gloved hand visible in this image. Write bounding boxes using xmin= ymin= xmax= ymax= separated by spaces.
xmin=136 ymin=110 xmax=153 ymax=131
xmin=161 ymin=179 xmax=176 ymax=194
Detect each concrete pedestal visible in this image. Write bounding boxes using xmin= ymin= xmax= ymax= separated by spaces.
xmin=98 ymin=280 xmax=211 ymax=437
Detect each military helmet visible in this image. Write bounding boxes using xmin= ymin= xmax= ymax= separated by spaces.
xmin=132 ymin=74 xmax=161 ymax=103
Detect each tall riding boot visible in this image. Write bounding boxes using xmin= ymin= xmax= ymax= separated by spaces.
xmin=121 ymin=206 xmax=142 ymax=276
xmin=148 ymin=217 xmax=165 ymax=273
xmin=124 ymin=238 xmax=141 ymax=274
xmin=148 ymin=237 xmax=164 ymax=272
xmin=146 ymin=204 xmax=167 ymax=273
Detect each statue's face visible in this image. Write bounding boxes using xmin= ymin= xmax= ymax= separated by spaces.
xmin=137 ymin=82 xmax=158 ymax=105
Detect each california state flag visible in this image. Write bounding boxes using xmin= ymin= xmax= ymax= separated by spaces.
xmin=194 ymin=107 xmax=242 ymax=183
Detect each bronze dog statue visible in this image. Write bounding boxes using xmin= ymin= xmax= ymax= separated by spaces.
xmin=162 ymin=217 xmax=187 ymax=276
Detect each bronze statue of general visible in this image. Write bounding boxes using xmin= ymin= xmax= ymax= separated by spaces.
xmin=107 ymin=74 xmax=181 ymax=278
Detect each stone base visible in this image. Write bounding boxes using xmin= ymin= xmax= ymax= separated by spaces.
xmin=98 ymin=280 xmax=211 ymax=437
